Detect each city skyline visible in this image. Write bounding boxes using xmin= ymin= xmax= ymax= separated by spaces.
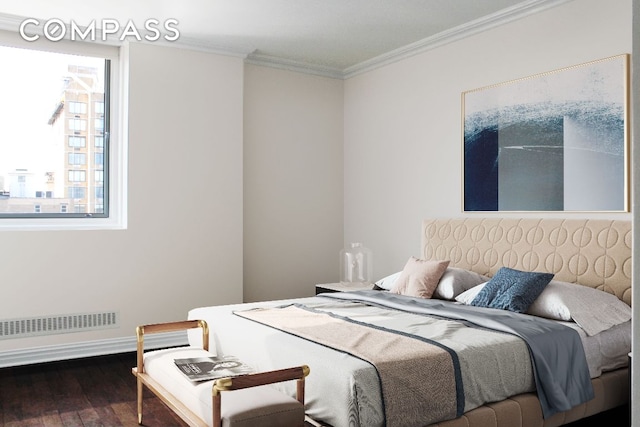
xmin=0 ymin=45 xmax=107 ymax=214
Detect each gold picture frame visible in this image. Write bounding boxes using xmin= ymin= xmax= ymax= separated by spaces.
xmin=462 ymin=54 xmax=630 ymax=212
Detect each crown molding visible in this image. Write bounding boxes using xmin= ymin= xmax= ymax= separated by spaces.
xmin=157 ymin=35 xmax=252 ymax=58
xmin=0 ymin=12 xmax=251 ymax=58
xmin=245 ymin=0 xmax=572 ymax=79
xmin=343 ymin=0 xmax=574 ymax=78
xmin=0 ymin=12 xmax=119 ymax=47
xmin=0 ymin=0 xmax=572 ymax=80
xmin=245 ymin=52 xmax=344 ymax=79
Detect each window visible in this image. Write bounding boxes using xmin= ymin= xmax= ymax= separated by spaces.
xmin=68 ymin=170 xmax=86 ymax=182
xmin=68 ymin=136 xmax=86 ymax=148
xmin=0 ymin=43 xmax=117 ymax=223
xmin=68 ymin=101 xmax=87 ymax=115
xmin=68 ymin=187 xmax=85 ymax=199
xmin=68 ymin=153 xmax=86 ymax=165
xmin=68 ymin=118 xmax=87 ymax=131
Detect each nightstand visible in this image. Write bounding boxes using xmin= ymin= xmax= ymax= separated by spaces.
xmin=315 ymin=282 xmax=373 ymax=295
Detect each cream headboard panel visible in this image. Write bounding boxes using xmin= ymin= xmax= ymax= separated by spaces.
xmin=422 ymin=218 xmax=632 ymax=305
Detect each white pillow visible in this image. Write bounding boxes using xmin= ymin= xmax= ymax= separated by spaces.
xmin=457 ymin=280 xmax=631 ymax=336
xmin=374 ymin=271 xmax=401 ymax=290
xmin=526 ymin=280 xmax=572 ymax=321
xmin=377 ymin=267 xmax=488 ymax=297
xmin=433 ymin=268 xmax=490 ymax=300
xmin=527 ymin=280 xmax=631 ymax=336
xmin=454 ymin=282 xmax=486 ymax=305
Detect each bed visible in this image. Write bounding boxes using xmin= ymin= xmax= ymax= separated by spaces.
xmin=149 ymin=218 xmax=631 ymax=427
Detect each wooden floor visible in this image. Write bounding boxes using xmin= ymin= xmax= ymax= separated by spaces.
xmin=0 ymin=352 xmax=188 ymax=427
xmin=0 ymin=352 xmax=630 ymax=427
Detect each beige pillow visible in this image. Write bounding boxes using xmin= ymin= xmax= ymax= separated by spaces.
xmin=390 ymin=257 xmax=450 ymax=298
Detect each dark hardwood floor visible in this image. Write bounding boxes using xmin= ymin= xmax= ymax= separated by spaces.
xmin=0 ymin=352 xmax=630 ymax=426
xmin=0 ymin=352 xmax=188 ymax=427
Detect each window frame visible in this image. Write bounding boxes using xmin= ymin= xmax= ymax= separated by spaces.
xmin=0 ymin=33 xmax=126 ymax=230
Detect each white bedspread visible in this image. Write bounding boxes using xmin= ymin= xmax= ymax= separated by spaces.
xmin=186 ymin=294 xmax=629 ymax=427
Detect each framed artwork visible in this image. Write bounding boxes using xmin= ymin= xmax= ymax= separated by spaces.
xmin=462 ymin=54 xmax=629 ymax=212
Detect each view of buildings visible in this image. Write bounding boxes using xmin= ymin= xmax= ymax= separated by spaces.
xmin=0 ymin=63 xmax=106 ymax=215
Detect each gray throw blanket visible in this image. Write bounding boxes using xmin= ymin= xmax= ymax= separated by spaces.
xmin=324 ymin=291 xmax=595 ymax=419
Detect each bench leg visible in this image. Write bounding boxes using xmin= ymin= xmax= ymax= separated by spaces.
xmin=213 ymin=393 xmax=221 ymax=427
xmin=137 ymin=376 xmax=144 ymax=425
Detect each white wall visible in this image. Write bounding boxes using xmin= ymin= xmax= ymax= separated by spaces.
xmin=243 ymin=64 xmax=344 ymax=302
xmin=0 ymin=0 xmax=634 ymax=374
xmin=0 ymin=42 xmax=244 ymax=354
xmin=344 ymin=0 xmax=632 ymax=280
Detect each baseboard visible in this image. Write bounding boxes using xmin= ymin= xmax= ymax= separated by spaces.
xmin=0 ymin=331 xmax=188 ymax=368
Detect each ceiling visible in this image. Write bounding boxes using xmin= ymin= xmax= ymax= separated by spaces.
xmin=0 ymin=0 xmax=568 ymax=78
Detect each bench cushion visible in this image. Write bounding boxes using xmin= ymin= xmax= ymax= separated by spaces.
xmin=220 ymin=387 xmax=304 ymax=427
xmin=143 ymin=347 xmax=304 ymax=426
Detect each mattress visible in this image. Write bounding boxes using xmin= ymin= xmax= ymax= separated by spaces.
xmin=181 ymin=292 xmax=629 ymax=427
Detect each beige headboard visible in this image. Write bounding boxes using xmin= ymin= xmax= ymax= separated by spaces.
xmin=422 ymin=218 xmax=632 ymax=305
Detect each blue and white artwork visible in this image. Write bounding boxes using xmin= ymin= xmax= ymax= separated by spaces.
xmin=463 ymin=55 xmax=628 ymax=212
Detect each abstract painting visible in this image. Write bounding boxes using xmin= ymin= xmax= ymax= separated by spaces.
xmin=463 ymin=54 xmax=629 ymax=212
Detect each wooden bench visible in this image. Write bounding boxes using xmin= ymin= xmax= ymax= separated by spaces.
xmin=132 ymin=319 xmax=310 ymax=427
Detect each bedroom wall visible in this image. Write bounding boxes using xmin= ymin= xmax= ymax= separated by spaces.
xmin=0 ymin=42 xmax=244 ymax=355
xmin=343 ymin=0 xmax=633 ymax=280
xmin=243 ymin=64 xmax=344 ymax=302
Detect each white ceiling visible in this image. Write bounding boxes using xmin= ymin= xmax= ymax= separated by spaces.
xmin=0 ymin=0 xmax=569 ymax=78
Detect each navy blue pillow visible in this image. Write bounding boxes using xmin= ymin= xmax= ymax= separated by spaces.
xmin=470 ymin=267 xmax=554 ymax=313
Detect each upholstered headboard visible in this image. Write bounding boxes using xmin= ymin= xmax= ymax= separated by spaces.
xmin=422 ymin=218 xmax=632 ymax=305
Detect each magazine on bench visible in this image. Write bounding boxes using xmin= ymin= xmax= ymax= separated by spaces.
xmin=174 ymin=355 xmax=254 ymax=382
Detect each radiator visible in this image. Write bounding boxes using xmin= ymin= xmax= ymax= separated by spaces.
xmin=0 ymin=311 xmax=119 ymax=339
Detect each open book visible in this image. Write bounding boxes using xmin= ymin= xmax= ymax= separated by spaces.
xmin=174 ymin=355 xmax=254 ymax=382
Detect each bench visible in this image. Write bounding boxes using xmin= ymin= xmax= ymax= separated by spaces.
xmin=132 ymin=319 xmax=309 ymax=427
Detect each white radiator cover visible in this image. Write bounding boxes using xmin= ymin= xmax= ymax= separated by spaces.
xmin=0 ymin=311 xmax=189 ymax=367
xmin=0 ymin=311 xmax=119 ymax=340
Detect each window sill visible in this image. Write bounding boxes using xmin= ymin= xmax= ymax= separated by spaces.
xmin=0 ymin=216 xmax=126 ymax=231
